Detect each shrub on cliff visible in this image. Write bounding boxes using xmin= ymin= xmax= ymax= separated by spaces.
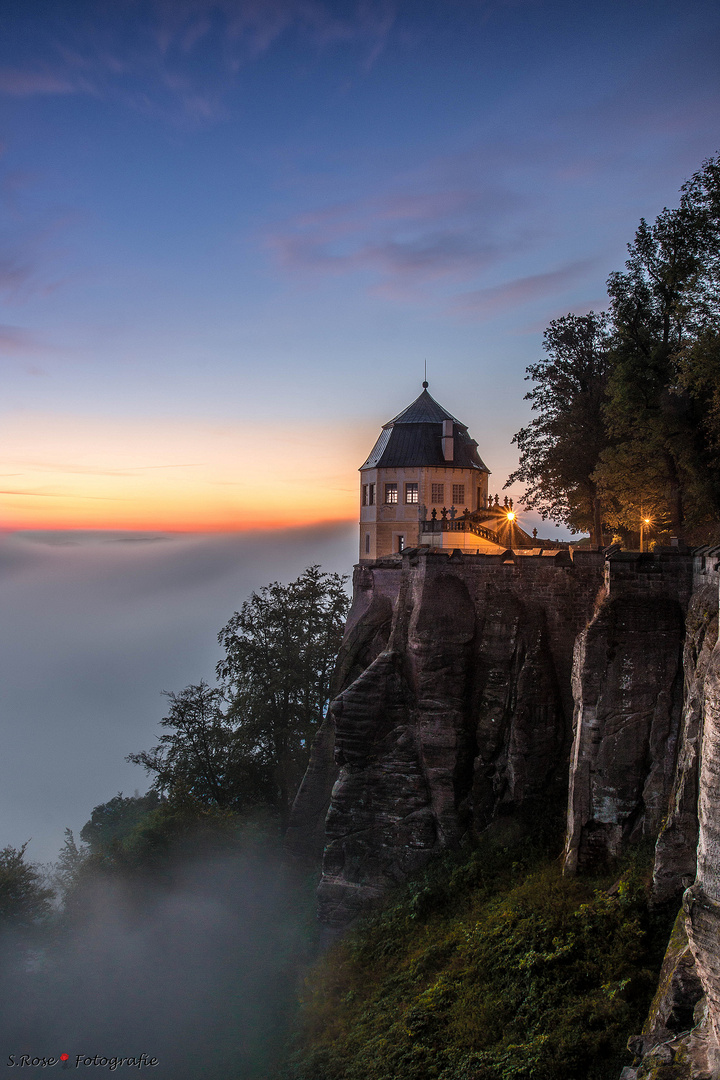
xmin=283 ymin=841 xmax=671 ymax=1080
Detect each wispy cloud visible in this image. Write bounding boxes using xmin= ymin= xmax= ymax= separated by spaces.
xmin=0 ymin=489 xmax=125 ymax=500
xmin=0 ymin=67 xmax=77 ymax=96
xmin=0 ymin=323 xmax=38 ymax=352
xmin=451 ymin=260 xmax=598 ymax=318
xmin=12 ymin=460 xmax=205 ymax=478
xmin=0 ymin=1 xmax=398 ymax=123
xmin=266 ymin=185 xmax=524 ymax=294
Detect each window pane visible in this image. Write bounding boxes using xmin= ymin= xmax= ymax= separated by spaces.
xmin=362 ymin=484 xmax=368 ymax=506
xmin=365 ymin=534 xmax=370 ymax=553
xmin=431 ymin=483 xmax=444 ymax=504
xmin=405 ymin=483 xmax=418 ymax=504
xmin=369 ymin=483 xmax=375 ymax=505
xmin=452 ymin=484 xmax=465 ymax=505
xmin=385 ymin=483 xmax=398 ymax=504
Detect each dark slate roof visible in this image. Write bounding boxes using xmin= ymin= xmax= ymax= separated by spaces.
xmin=387 ymin=390 xmax=460 ymax=425
xmin=360 ymin=388 xmax=490 ymax=472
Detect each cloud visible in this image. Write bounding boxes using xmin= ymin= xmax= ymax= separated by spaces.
xmin=10 ymin=460 xmax=205 ymax=478
xmin=0 ymin=1 xmax=398 ymax=122
xmin=0 ymin=254 xmax=35 ymax=294
xmin=266 ymin=185 xmax=523 ymax=293
xmin=149 ymin=0 xmax=397 ymax=58
xmin=0 ymin=324 xmax=38 ymax=352
xmin=0 ymin=67 xmax=77 ymax=96
xmin=451 ymin=260 xmax=598 ymax=318
xmin=0 ymin=489 xmax=126 ymax=500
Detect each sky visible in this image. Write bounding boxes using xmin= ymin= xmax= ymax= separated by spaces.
xmin=1 ymin=0 xmax=719 ymax=530
xmin=1 ymin=0 xmax=720 ymax=863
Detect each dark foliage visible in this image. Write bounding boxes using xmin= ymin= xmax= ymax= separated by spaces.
xmin=0 ymin=843 xmax=54 ymax=929
xmin=283 ymin=841 xmax=674 ymax=1080
xmin=217 ymin=564 xmax=349 ymax=825
xmin=507 ymin=312 xmax=611 ymax=543
xmin=515 ymin=153 xmax=720 ymax=542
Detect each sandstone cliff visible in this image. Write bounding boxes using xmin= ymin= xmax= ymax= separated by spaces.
xmin=289 ymin=545 xmax=603 ymax=924
xmin=287 ymin=542 xmax=720 ymax=1076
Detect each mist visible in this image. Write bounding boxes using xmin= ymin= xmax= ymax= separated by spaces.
xmin=0 ymin=524 xmax=356 ymax=864
xmin=0 ymin=833 xmax=315 ymax=1078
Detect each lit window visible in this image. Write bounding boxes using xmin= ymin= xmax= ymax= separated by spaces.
xmin=405 ymin=483 xmax=418 ymax=504
xmin=385 ymin=483 xmax=398 ymax=504
xmin=453 ymin=484 xmax=465 ymax=505
xmin=431 ymin=483 xmax=444 ymax=504
xmin=362 ymin=484 xmax=368 ymax=506
xmin=368 ymin=483 xmax=375 ymax=506
xmin=397 ymin=535 xmax=404 ymax=552
xmin=365 ymin=534 xmax=370 ymax=554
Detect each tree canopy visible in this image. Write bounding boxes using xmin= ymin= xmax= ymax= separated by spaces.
xmin=217 ymin=564 xmax=349 ymax=825
xmin=507 ymin=312 xmax=611 ymax=544
xmin=128 ymin=565 xmax=349 ymax=829
xmin=0 ymin=843 xmax=54 ymax=928
xmin=512 ymin=153 xmax=720 ymax=543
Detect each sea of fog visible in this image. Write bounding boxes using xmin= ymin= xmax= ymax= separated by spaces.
xmin=0 ymin=524 xmax=356 ymax=866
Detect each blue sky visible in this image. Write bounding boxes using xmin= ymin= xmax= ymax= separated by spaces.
xmin=0 ymin=0 xmax=719 ymax=862
xmin=1 ymin=0 xmax=719 ymax=529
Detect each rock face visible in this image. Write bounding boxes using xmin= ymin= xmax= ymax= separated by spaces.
xmin=283 ymin=574 xmax=395 ymax=863
xmin=563 ymin=558 xmax=690 ymax=873
xmin=653 ymin=580 xmax=719 ymax=904
xmin=289 ymin=546 xmax=605 ymax=925
xmin=684 ymin=558 xmax=720 ymax=1066
xmin=287 ymin=540 xmax=720 ymax=1076
xmin=625 ymin=911 xmax=706 ymax=1078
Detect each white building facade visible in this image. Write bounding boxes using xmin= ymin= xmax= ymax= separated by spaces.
xmin=359 ymin=385 xmax=496 ymax=560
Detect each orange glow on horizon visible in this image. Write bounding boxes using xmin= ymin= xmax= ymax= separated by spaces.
xmin=0 ymin=412 xmax=368 ymax=531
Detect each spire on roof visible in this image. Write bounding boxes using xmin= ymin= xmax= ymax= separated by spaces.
xmin=386 ymin=388 xmax=463 ymax=427
xmin=360 ymin=386 xmax=489 ymax=473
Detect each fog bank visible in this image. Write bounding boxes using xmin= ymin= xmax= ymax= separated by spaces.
xmin=0 ymin=524 xmax=356 ymax=863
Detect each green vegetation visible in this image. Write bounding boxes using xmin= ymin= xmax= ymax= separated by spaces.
xmin=0 ymin=843 xmax=54 ymax=929
xmin=129 ymin=565 xmax=349 ymax=828
xmin=283 ymin=838 xmax=674 ymax=1080
xmin=0 ymin=567 xmax=348 ymax=1077
xmin=510 ymin=153 xmax=720 ymax=543
xmin=507 ymin=311 xmax=611 ymax=544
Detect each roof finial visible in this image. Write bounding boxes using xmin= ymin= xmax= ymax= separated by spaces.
xmin=422 ymin=359 xmax=428 ymax=389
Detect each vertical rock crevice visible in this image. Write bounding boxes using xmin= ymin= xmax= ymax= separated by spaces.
xmin=564 ymin=592 xmax=685 ymax=874
xmin=653 ymin=582 xmax=718 ymax=904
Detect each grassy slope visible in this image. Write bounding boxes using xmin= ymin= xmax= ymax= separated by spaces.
xmin=283 ymin=834 xmax=675 ymax=1080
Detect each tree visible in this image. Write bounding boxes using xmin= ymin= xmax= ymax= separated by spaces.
xmin=127 ymin=682 xmax=274 ymax=812
xmin=595 ymin=156 xmax=720 ymax=536
xmin=674 ymin=155 xmax=720 ymax=451
xmin=0 ymin=843 xmax=54 ymax=928
xmin=79 ymin=792 xmax=162 ymax=854
xmin=217 ymin=565 xmax=349 ymax=826
xmin=506 ymin=312 xmax=612 ymax=544
xmin=128 ymin=567 xmax=350 ymax=829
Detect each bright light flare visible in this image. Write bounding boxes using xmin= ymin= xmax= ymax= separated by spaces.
xmin=506 ymin=510 xmax=516 ymax=521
